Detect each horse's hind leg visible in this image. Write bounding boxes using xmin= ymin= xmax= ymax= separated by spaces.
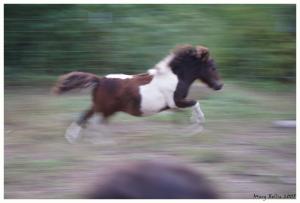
xmin=76 ymin=108 xmax=95 ymax=127
xmin=65 ymin=108 xmax=94 ymax=143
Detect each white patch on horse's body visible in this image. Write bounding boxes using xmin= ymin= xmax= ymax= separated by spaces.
xmin=147 ymin=68 xmax=157 ymax=75
xmin=139 ymin=54 xmax=179 ymax=115
xmin=105 ymin=74 xmax=133 ymax=79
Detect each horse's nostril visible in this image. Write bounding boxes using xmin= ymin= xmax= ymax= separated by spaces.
xmin=214 ymin=83 xmax=223 ymax=90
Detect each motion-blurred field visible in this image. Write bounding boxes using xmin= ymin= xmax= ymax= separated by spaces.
xmin=4 ymin=81 xmax=295 ymax=198
xmin=4 ymin=4 xmax=296 ymax=199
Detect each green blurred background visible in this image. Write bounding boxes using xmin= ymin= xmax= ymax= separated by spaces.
xmin=5 ymin=4 xmax=296 ymax=85
xmin=4 ymin=4 xmax=296 ymax=199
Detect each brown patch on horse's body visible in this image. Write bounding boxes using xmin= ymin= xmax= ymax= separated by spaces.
xmin=92 ymin=73 xmax=154 ymax=117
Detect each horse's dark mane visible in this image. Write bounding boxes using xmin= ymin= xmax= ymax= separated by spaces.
xmin=171 ymin=44 xmax=209 ymax=60
xmin=171 ymin=44 xmax=195 ymax=56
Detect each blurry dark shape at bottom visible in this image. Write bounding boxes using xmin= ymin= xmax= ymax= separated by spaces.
xmin=85 ymin=160 xmax=219 ymax=199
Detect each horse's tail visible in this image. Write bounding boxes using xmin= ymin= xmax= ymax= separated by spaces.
xmin=52 ymin=71 xmax=100 ymax=94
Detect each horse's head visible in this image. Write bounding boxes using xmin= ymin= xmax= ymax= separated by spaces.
xmin=170 ymin=45 xmax=223 ymax=90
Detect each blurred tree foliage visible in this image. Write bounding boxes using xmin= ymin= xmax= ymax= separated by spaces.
xmin=4 ymin=4 xmax=296 ymax=84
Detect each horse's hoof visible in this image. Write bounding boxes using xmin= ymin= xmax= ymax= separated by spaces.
xmin=65 ymin=122 xmax=82 ymax=144
xmin=197 ymin=117 xmax=206 ymax=124
xmin=190 ymin=115 xmax=205 ymax=124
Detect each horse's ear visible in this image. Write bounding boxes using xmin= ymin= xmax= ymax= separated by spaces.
xmin=195 ymin=46 xmax=210 ymax=62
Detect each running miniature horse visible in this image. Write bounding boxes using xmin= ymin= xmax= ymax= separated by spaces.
xmin=53 ymin=45 xmax=223 ymax=143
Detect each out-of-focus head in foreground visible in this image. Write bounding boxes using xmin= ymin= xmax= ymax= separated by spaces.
xmin=171 ymin=45 xmax=223 ymax=90
xmin=85 ymin=160 xmax=219 ymax=199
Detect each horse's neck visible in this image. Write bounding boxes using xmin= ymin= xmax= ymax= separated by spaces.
xmin=155 ymin=54 xmax=198 ymax=86
xmin=174 ymin=71 xmax=197 ymax=88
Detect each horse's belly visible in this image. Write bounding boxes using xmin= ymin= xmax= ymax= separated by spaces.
xmin=139 ymin=86 xmax=167 ymax=116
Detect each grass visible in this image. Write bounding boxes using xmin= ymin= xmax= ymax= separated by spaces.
xmin=226 ymin=79 xmax=296 ymax=93
xmin=4 ymin=80 xmax=296 ymax=198
xmin=182 ymin=148 xmax=226 ymax=163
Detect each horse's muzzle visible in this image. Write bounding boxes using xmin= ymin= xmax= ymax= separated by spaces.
xmin=212 ymin=82 xmax=223 ymax=90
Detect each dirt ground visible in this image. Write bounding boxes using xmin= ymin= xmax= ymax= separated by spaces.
xmin=4 ymin=82 xmax=296 ymax=199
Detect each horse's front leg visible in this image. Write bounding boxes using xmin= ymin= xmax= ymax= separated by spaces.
xmin=175 ymin=100 xmax=205 ymax=124
xmin=191 ymin=101 xmax=205 ymax=124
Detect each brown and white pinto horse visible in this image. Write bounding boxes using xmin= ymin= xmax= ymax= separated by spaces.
xmin=53 ymin=45 xmax=223 ymax=143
